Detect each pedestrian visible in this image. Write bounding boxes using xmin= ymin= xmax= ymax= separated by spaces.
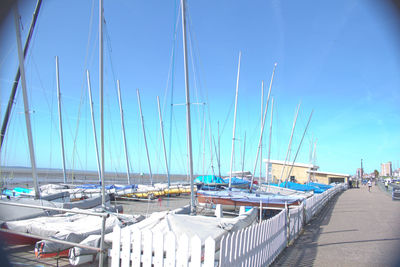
xmin=385 ymin=180 xmax=389 ymax=191
xmin=368 ymin=180 xmax=372 ymax=192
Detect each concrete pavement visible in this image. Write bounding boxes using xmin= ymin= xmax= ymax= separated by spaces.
xmin=272 ymin=184 xmax=400 ymax=267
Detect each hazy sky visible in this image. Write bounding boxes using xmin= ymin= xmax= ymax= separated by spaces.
xmin=0 ymin=0 xmax=399 ymax=178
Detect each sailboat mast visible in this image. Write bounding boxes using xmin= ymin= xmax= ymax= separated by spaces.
xmin=14 ymin=6 xmax=40 ymax=199
xmin=180 ymin=0 xmax=195 ymax=214
xmin=218 ymin=121 xmax=221 ymax=177
xmin=241 ymin=132 xmax=246 ymax=178
xmin=55 ymin=56 xmax=67 ymax=183
xmin=137 ymin=89 xmax=153 ymax=185
xmin=99 ymin=0 xmax=106 ymax=265
xmin=157 ymin=96 xmax=170 ymax=187
xmin=251 ymin=64 xmax=276 ymax=188
xmin=86 ymin=70 xmax=101 ymax=183
xmin=117 ymin=81 xmax=131 ymax=184
xmin=285 ymin=110 xmax=314 ymax=184
xmin=229 ymin=51 xmax=242 ymax=187
xmin=266 ymin=97 xmax=274 ymax=183
xmin=259 ymin=80 xmax=264 ymax=185
xmin=1 ymin=0 xmax=42 ymax=151
xmin=202 ymin=109 xmax=206 ymax=176
xmin=279 ymin=103 xmax=300 ymax=183
xmin=209 ymin=121 xmax=215 ymax=176
xmin=99 ymin=0 xmax=105 ymax=200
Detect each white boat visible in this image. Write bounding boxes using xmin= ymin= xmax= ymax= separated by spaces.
xmin=1 ymin=208 xmax=143 ymax=258
xmin=259 ymin=184 xmax=314 ymax=198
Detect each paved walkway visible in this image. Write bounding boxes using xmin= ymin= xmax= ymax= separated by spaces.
xmin=272 ymin=184 xmax=400 ymax=267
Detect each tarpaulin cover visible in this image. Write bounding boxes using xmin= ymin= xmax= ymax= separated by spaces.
xmin=223 ymin=177 xmax=250 ymax=186
xmin=307 ymin=182 xmax=333 ymax=190
xmin=277 ymin=182 xmax=324 ymax=194
xmin=194 ymin=175 xmax=226 ymax=185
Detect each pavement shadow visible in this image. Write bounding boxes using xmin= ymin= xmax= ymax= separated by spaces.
xmin=271 ymin=191 xmax=343 ymax=267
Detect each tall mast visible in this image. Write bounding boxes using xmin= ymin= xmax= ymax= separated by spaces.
xmin=279 ymin=103 xmax=300 ymax=183
xmin=14 ymin=5 xmax=40 ymax=199
xmin=251 ymin=63 xmax=276 ymax=188
xmin=312 ymin=140 xmax=317 ymax=181
xmin=117 ymin=81 xmax=131 ymax=184
xmin=202 ymin=108 xmax=206 ymax=176
xmin=99 ymin=0 xmax=106 ymax=266
xmin=213 ymin=122 xmax=221 ymax=177
xmin=229 ymin=51 xmax=242 ymax=187
xmin=86 ymin=70 xmax=101 ymax=183
xmin=217 ymin=121 xmax=221 ymax=177
xmin=259 ymin=80 xmax=264 ymax=185
xmin=266 ymin=97 xmax=274 ymax=184
xmin=1 ymin=0 xmax=42 ymax=151
xmin=99 ymin=0 xmax=105 ymax=201
xmin=157 ymin=96 xmax=170 ymax=187
xmin=209 ymin=120 xmax=215 ymax=176
xmin=241 ymin=132 xmax=246 ymax=179
xmin=181 ymin=0 xmax=195 ymax=214
xmin=137 ymin=89 xmax=153 ymax=185
xmin=55 ymin=56 xmax=67 ymax=183
xmin=285 ymin=110 xmax=314 ymax=185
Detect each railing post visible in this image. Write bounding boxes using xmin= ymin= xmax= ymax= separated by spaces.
xmin=285 ymin=202 xmax=290 ymax=246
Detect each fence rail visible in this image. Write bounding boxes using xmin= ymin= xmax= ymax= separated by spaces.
xmin=110 ymin=183 xmax=345 ymax=266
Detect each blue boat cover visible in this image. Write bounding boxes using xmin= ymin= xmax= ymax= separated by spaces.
xmin=194 ymin=175 xmax=225 ymax=184
xmin=277 ymin=181 xmax=324 ymax=194
xmin=308 ymin=182 xmax=333 ymax=190
xmin=223 ymin=177 xmax=250 ymax=186
xmin=13 ymin=187 xmax=33 ymax=194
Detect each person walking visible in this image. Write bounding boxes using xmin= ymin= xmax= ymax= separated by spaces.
xmin=368 ymin=179 xmax=372 ymax=192
xmin=385 ymin=180 xmax=389 ymax=191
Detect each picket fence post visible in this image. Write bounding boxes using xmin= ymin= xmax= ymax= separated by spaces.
xmin=176 ymin=234 xmax=189 ymax=267
xmin=131 ymin=227 xmax=141 ymax=266
xmin=165 ymin=231 xmax=176 ymax=267
xmin=204 ymin=237 xmax=216 ymax=267
xmin=111 ymin=225 xmax=121 ymax=267
xmin=121 ymin=228 xmax=131 ymax=267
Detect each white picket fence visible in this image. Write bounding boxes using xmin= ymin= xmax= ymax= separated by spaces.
xmin=110 ymin=226 xmax=216 ymax=267
xmin=219 ymin=209 xmax=287 ymax=267
xmin=109 ymin=183 xmax=345 ymax=267
xmin=288 ymin=201 xmax=304 ymax=244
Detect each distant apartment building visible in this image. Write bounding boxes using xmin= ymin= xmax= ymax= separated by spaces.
xmin=381 ymin=161 xmax=392 ymax=177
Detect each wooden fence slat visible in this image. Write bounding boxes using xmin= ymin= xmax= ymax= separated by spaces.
xmin=204 ymin=236 xmax=215 ymax=267
xmin=233 ymin=230 xmax=241 ymax=265
xmin=176 ymin=234 xmax=189 ymax=267
xmin=229 ymin=231 xmax=236 ymax=264
xmin=111 ymin=225 xmax=121 ymax=267
xmin=190 ymin=235 xmax=202 ymax=267
xmin=165 ymin=231 xmax=176 ymax=267
xmin=131 ymin=227 xmax=141 ymax=266
xmin=219 ymin=235 xmax=227 ymax=267
xmin=142 ymin=229 xmax=153 ymax=267
xmin=154 ymin=231 xmax=164 ymax=267
xmin=121 ymin=228 xmax=131 ymax=267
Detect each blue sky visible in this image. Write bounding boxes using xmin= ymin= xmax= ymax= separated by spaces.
xmin=0 ymin=0 xmax=399 ymax=178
